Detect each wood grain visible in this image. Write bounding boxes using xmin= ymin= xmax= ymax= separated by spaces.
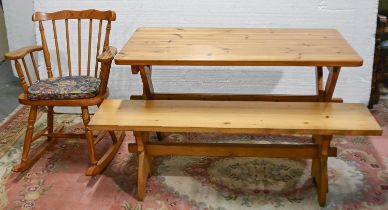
xmin=128 ymin=142 xmax=338 ymax=158
xmin=87 ymin=19 xmax=93 ymax=76
xmin=324 ymin=67 xmax=341 ymax=101
xmin=96 ymin=46 xmax=117 ymax=62
xmin=129 ymin=93 xmax=344 ymax=102
xmin=78 ymin=19 xmax=82 ymax=76
xmin=33 ymin=9 xmax=116 ymax=21
xmin=65 ymin=19 xmax=72 ymax=76
xmin=115 ymin=28 xmax=363 ymax=66
xmin=30 ymin=53 xmax=40 ymax=80
xmin=4 ymin=45 xmax=43 ymax=60
xmin=315 ymin=67 xmax=324 ymax=101
xmin=52 ymin=20 xmax=63 ymax=77
xmin=95 ymin=20 xmax=103 ymax=77
xmin=90 ymin=100 xmax=382 ymax=136
xmin=39 ymin=21 xmax=53 ymax=78
xmin=21 ymin=58 xmax=32 ymax=85
xmin=14 ymin=60 xmax=28 ymax=93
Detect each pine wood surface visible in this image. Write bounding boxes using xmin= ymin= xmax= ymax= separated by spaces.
xmin=89 ymin=100 xmax=382 ymax=136
xmin=4 ymin=45 xmax=43 ymax=60
xmin=115 ymin=27 xmax=363 ymax=66
xmin=33 ymin=9 xmax=116 ymax=21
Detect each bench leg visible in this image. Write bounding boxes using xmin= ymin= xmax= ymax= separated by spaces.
xmin=134 ymin=131 xmax=152 ymax=201
xmin=314 ymin=135 xmax=332 ymax=207
xmin=108 ymin=131 xmax=118 ymax=143
xmin=156 ymin=132 xmax=163 ymax=141
xmin=138 ymin=150 xmax=151 ymax=201
xmin=311 ymin=135 xmax=320 ymax=184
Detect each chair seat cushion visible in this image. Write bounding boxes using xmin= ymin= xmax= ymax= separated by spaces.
xmin=28 ymin=76 xmax=101 ymax=100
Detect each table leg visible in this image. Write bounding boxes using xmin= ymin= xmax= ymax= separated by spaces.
xmin=312 ymin=66 xmax=339 ymax=206
xmin=315 ymin=67 xmax=324 ymax=101
xmin=315 ymin=66 xmax=341 ymax=102
xmin=135 ymin=65 xmax=154 ymax=100
xmin=323 ymin=67 xmax=341 ymax=101
xmin=312 ymin=67 xmax=325 ymax=183
xmin=132 ymin=65 xmax=163 ymax=140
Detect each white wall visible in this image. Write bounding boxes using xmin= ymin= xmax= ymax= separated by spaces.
xmin=0 ymin=7 xmax=9 ymax=61
xmin=12 ymin=0 xmax=380 ymax=103
xmin=3 ymin=0 xmax=35 ymax=70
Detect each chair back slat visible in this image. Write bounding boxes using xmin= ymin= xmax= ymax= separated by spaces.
xmin=103 ymin=20 xmax=111 ymax=51
xmin=33 ymin=10 xmax=116 ymax=21
xmin=87 ymin=19 xmax=93 ymax=76
xmin=14 ymin=60 xmax=29 ymax=93
xmin=78 ymin=19 xmax=82 ymax=76
xmin=39 ymin=21 xmax=53 ymax=78
xmin=94 ymin=20 xmax=103 ymax=77
xmin=21 ymin=58 xmax=33 ymax=85
xmin=30 ymin=53 xmax=40 ymax=80
xmin=32 ymin=10 xmax=115 ymax=79
xmin=52 ymin=20 xmax=63 ymax=77
xmin=65 ymin=19 xmax=72 ymax=77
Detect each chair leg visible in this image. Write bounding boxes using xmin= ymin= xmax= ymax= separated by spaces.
xmin=13 ymin=105 xmax=56 ymax=172
xmin=13 ymin=106 xmax=62 ymax=172
xmin=47 ymin=106 xmax=54 ymax=141
xmin=81 ymin=106 xmax=98 ymax=166
xmin=82 ymin=106 xmax=125 ymax=176
xmin=13 ymin=106 xmax=38 ymax=172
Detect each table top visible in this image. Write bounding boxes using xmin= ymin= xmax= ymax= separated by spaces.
xmin=115 ymin=27 xmax=363 ymax=67
xmin=89 ymin=100 xmax=381 ymax=136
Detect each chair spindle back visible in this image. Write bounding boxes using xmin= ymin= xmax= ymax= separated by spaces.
xmin=32 ymin=9 xmax=116 ymax=79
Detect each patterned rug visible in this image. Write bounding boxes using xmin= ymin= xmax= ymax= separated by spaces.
xmin=0 ymin=102 xmax=387 ymax=210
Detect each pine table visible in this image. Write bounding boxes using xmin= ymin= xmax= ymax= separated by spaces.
xmin=115 ymin=27 xmax=363 ymax=103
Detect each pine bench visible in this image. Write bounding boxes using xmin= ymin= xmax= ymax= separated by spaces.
xmin=88 ymin=99 xmax=382 ymax=206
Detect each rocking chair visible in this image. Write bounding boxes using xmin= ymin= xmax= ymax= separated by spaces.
xmin=4 ymin=9 xmax=124 ymax=176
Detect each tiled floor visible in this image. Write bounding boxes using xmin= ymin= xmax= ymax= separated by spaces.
xmin=0 ymin=60 xmax=21 ymax=120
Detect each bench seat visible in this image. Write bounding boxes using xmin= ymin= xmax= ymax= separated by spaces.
xmin=89 ymin=100 xmax=381 ymax=136
xmin=88 ymin=99 xmax=382 ymax=206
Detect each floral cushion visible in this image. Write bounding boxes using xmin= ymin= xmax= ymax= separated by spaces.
xmin=28 ymin=76 xmax=101 ymax=100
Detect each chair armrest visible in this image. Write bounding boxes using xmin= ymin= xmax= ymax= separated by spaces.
xmin=4 ymin=45 xmax=43 ymax=60
xmin=97 ymin=46 xmax=117 ymax=63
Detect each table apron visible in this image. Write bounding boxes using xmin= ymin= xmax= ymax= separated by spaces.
xmin=130 ymin=65 xmax=342 ymax=103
